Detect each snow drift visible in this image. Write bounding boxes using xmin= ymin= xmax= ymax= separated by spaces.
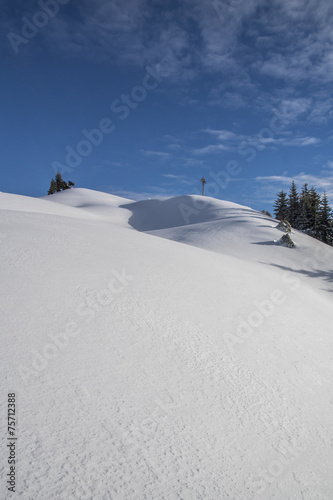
xmin=1 ymin=188 xmax=333 ymax=499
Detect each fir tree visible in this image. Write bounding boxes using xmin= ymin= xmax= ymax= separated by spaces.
xmin=55 ymin=172 xmax=68 ymax=192
xmin=280 ymin=233 xmax=296 ymax=248
xmin=274 ymin=181 xmax=333 ymax=247
xmin=47 ymin=172 xmax=74 ymax=195
xmin=277 ymin=219 xmax=292 ymax=233
xmin=318 ymin=192 xmax=333 ymax=244
xmin=308 ymin=187 xmax=321 ymax=237
xmin=287 ymin=181 xmax=299 ymax=228
xmin=274 ymin=190 xmax=288 ymax=220
xmin=48 ymin=178 xmax=57 ymax=195
xmin=297 ymin=183 xmax=311 ymax=230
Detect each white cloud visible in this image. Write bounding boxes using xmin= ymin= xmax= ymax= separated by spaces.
xmin=199 ymin=128 xmax=321 ymax=154
xmin=281 ymin=137 xmax=320 ymax=147
xmin=140 ymin=150 xmax=171 ymax=160
xmin=256 ymin=171 xmax=333 ymax=203
xmin=181 ymin=157 xmax=205 ymax=168
xmin=252 ymin=1 xmax=333 ymax=84
xmin=162 ymin=174 xmax=183 ymax=179
xmin=204 ymin=129 xmax=238 ymax=141
xmin=192 ymin=144 xmax=230 ymax=155
xmin=162 ymin=173 xmax=193 ymax=185
xmin=6 ymin=0 xmax=333 ymax=99
xmin=278 ymin=98 xmax=312 ymax=121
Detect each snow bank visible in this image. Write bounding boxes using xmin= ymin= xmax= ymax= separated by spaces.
xmin=1 ymin=188 xmax=333 ymax=499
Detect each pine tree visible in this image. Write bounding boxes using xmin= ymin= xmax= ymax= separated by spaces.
xmin=273 ymin=181 xmax=333 ymax=246
xmin=297 ymin=183 xmax=311 ymax=230
xmin=48 ymin=178 xmax=57 ymax=195
xmin=308 ymin=187 xmax=321 ymax=237
xmin=280 ymin=233 xmax=296 ymax=248
xmin=318 ymin=192 xmax=333 ymax=244
xmin=274 ymin=190 xmax=288 ymax=220
xmin=287 ymin=181 xmax=299 ymax=228
xmin=48 ymin=172 xmax=74 ymax=195
xmin=55 ymin=172 xmax=68 ymax=192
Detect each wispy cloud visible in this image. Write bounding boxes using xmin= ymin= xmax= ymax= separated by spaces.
xmin=192 ymin=144 xmax=230 ymax=155
xmin=256 ymin=168 xmax=333 ymax=204
xmin=162 ymin=173 xmax=194 ymax=185
xmin=256 ymin=173 xmax=333 ymax=189
xmin=197 ymin=128 xmax=322 ymax=155
xmin=280 ymin=137 xmax=321 ymax=147
xmin=140 ymin=150 xmax=171 ymax=160
xmin=204 ymin=129 xmax=238 ymax=141
xmin=162 ymin=174 xmax=185 ymax=180
xmin=6 ymin=0 xmax=333 ymax=102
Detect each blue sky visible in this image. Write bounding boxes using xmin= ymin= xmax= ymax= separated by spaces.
xmin=1 ymin=0 xmax=333 ymax=212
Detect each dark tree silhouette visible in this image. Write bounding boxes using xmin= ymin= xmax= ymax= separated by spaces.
xmin=48 ymin=172 xmax=74 ymax=195
xmin=48 ymin=178 xmax=57 ymax=195
xmin=274 ymin=182 xmax=333 ymax=246
xmin=274 ymin=190 xmax=288 ymax=220
xmin=287 ymin=180 xmax=299 ymax=227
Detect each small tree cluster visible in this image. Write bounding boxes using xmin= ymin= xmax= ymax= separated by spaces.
xmin=260 ymin=210 xmax=272 ymax=217
xmin=277 ymin=219 xmax=292 ymax=233
xmin=48 ymin=172 xmax=74 ymax=195
xmin=280 ymin=233 xmax=296 ymax=248
xmin=274 ymin=181 xmax=333 ymax=246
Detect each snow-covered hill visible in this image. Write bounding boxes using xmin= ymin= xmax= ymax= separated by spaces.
xmin=1 ymin=188 xmax=333 ymax=499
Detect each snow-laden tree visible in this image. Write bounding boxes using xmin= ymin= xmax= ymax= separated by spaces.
xmin=318 ymin=192 xmax=333 ymax=245
xmin=287 ymin=181 xmax=299 ymax=228
xmin=274 ymin=190 xmax=288 ymax=220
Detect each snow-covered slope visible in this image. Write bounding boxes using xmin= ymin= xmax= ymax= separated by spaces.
xmin=1 ymin=188 xmax=333 ymax=500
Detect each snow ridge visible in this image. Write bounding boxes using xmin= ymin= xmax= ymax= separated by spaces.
xmin=1 ymin=188 xmax=333 ymax=500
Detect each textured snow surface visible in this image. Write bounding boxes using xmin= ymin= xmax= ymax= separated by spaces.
xmin=1 ymin=188 xmax=333 ymax=500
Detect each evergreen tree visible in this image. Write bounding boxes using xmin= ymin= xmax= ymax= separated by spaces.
xmin=260 ymin=210 xmax=272 ymax=217
xmin=280 ymin=233 xmax=296 ymax=248
xmin=287 ymin=181 xmax=299 ymax=227
xmin=308 ymin=187 xmax=321 ymax=237
xmin=48 ymin=178 xmax=57 ymax=195
xmin=274 ymin=190 xmax=288 ymax=220
xmin=47 ymin=172 xmax=74 ymax=195
xmin=273 ymin=181 xmax=333 ymax=247
xmin=297 ymin=183 xmax=311 ymax=230
xmin=55 ymin=171 xmax=68 ymax=192
xmin=318 ymin=192 xmax=333 ymax=244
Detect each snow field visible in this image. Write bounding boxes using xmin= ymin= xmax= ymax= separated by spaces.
xmin=1 ymin=188 xmax=333 ymax=499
